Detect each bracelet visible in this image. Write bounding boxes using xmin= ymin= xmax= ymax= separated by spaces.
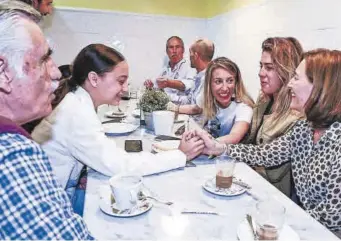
xmin=213 ymin=141 xmax=225 ymax=156
xmin=221 ymin=143 xmax=230 ymax=156
xmin=220 ymin=144 xmax=230 ymax=156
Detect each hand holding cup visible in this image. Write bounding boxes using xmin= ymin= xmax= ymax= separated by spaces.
xmin=156 ymin=77 xmax=168 ymax=89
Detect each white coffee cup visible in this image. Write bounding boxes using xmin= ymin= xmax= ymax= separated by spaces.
xmin=153 ymin=110 xmax=175 ymax=135
xmin=109 ymin=175 xmax=143 ymax=210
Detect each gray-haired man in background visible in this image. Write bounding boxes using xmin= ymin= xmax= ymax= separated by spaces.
xmin=144 ymin=36 xmax=195 ymax=105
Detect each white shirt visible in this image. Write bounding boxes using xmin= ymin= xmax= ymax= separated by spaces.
xmin=157 ymin=59 xmax=195 ymax=104
xmin=205 ymin=101 xmax=253 ymax=137
xmin=191 ymin=69 xmax=206 ymax=106
xmin=218 ymin=102 xmax=253 ymax=136
xmin=188 ymin=69 xmax=206 ymax=125
xmin=33 ymin=87 xmax=186 ymax=196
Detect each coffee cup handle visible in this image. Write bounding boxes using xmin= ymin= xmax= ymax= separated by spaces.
xmin=130 ymin=190 xmax=137 ymax=204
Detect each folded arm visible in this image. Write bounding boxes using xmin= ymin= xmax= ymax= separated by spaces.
xmin=179 ymin=104 xmax=202 ymax=115
xmin=216 ymin=103 xmax=253 ymax=144
xmin=216 ymin=121 xmax=250 ymax=144
xmin=157 ymin=78 xmax=185 ymax=91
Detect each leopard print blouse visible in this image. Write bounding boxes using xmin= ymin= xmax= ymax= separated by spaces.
xmin=230 ymin=120 xmax=341 ymax=231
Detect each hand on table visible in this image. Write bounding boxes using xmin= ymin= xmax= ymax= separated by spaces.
xmin=166 ymin=102 xmax=178 ymax=112
xmin=179 ymin=131 xmax=204 ymax=161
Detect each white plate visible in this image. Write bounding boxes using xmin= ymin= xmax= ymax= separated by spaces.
xmin=132 ymin=109 xmax=140 ymax=118
xmin=174 ymin=114 xmax=189 ymax=123
xmin=103 ymin=123 xmax=139 ymax=135
xmin=105 ymin=110 xmax=127 ymax=118
xmin=237 ymin=219 xmax=300 ymax=241
xmin=98 ymin=186 xmax=153 ymax=218
xmin=202 ymin=177 xmax=246 ymax=196
xmin=151 ymin=140 xmax=180 ymax=153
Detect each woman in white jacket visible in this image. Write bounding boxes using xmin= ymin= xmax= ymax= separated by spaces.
xmin=32 ymin=44 xmax=204 ymax=199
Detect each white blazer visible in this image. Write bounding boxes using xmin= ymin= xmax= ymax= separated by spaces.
xmin=32 ymin=87 xmax=186 ymax=195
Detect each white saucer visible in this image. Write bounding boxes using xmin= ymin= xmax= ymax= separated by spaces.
xmin=132 ymin=109 xmax=140 ymax=118
xmin=151 ymin=140 xmax=180 ymax=153
xmin=103 ymin=123 xmax=139 ymax=136
xmin=98 ymin=186 xmax=153 ymax=218
xmin=202 ymin=177 xmax=246 ymax=196
xmin=237 ymin=219 xmax=300 ymax=241
xmin=105 ymin=110 xmax=127 ymax=118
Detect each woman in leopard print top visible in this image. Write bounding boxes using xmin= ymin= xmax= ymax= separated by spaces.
xmin=195 ymin=49 xmax=341 ymax=232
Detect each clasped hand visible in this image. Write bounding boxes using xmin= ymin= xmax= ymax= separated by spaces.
xmin=156 ymin=77 xmax=168 ymax=89
xmin=178 ymin=130 xmax=224 ymax=161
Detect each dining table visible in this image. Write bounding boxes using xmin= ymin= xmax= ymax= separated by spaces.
xmin=82 ymin=100 xmax=339 ymax=240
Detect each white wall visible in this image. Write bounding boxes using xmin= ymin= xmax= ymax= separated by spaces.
xmin=207 ymin=0 xmax=341 ymax=100
xmin=44 ymin=0 xmax=341 ymax=99
xmin=42 ymin=7 xmax=205 ymax=89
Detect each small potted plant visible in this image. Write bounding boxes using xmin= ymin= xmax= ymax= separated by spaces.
xmin=140 ymin=89 xmax=169 ymax=130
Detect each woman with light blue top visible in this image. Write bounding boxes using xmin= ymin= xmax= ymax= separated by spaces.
xmin=201 ymin=57 xmax=254 ymax=144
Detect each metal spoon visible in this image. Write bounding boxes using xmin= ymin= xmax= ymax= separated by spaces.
xmin=138 ymin=192 xmax=173 ymax=206
xmin=246 ymin=214 xmax=257 ymax=240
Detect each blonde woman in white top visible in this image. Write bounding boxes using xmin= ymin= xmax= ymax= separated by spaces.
xmin=201 ymin=57 xmax=254 ymax=144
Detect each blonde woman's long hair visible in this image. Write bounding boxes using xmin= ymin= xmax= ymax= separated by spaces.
xmin=260 ymin=37 xmax=304 ymax=125
xmin=203 ymin=57 xmax=254 ymax=120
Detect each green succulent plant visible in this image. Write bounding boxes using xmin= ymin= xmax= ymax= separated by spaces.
xmin=140 ymin=89 xmax=169 ymax=112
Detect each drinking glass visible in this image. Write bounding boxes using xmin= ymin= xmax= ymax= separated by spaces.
xmin=215 ymin=155 xmax=235 ymax=188
xmin=254 ymin=199 xmax=286 ymax=240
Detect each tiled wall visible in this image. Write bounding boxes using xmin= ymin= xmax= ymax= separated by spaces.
xmin=45 ymin=0 xmax=341 ymax=99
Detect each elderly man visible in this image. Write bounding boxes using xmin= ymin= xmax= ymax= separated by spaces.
xmin=145 ymin=36 xmax=195 ymax=105
xmin=0 ymin=1 xmax=92 ymax=239
xmin=19 ymin=0 xmax=53 ymax=15
xmin=168 ymin=39 xmax=215 ymax=124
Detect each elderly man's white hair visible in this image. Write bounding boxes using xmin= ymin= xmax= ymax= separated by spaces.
xmin=0 ymin=0 xmax=42 ymax=78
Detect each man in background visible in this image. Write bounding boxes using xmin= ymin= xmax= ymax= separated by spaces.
xmin=19 ymin=0 xmax=53 ymax=15
xmin=0 ymin=0 xmax=92 ymax=239
xmin=144 ymin=36 xmax=195 ymax=105
xmin=168 ymin=38 xmax=215 ymax=123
